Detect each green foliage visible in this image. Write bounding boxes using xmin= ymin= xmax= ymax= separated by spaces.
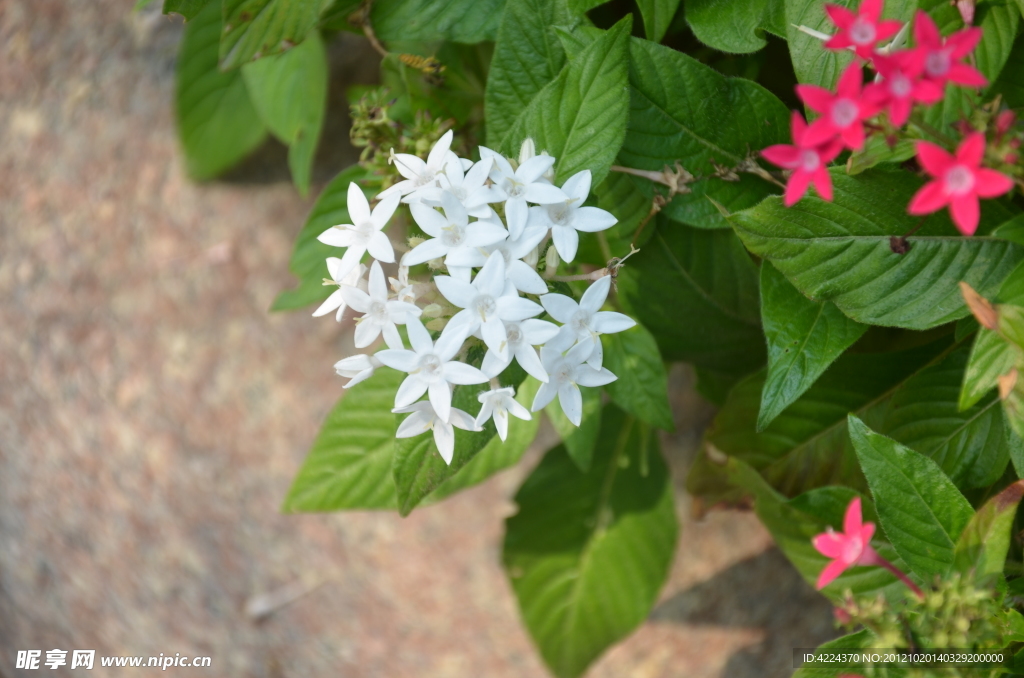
xmin=175 ymin=0 xmax=267 ymax=180
xmin=502 ymin=18 xmax=631 ymax=186
xmin=503 ymin=406 xmax=677 ymax=678
xmin=545 ymin=386 xmax=602 ymax=472
xmin=685 ymin=0 xmax=784 ymax=54
xmin=758 ymin=262 xmax=867 ymax=431
xmin=601 ymin=324 xmax=675 ymax=431
xmin=635 ymin=0 xmax=680 ymax=43
xmin=220 ymin=0 xmax=330 ymax=70
xmin=163 ymin=0 xmax=210 ymax=19
xmin=953 ymin=480 xmax=1024 ymax=587
xmin=848 ymin=415 xmax=974 ymax=581
xmin=731 ymin=169 xmax=1024 ymax=331
xmin=241 ymin=31 xmax=327 ymax=195
xmin=272 ymin=165 xmax=370 ymax=311
xmin=485 ymin=0 xmax=577 ymax=146
xmin=370 ymin=0 xmax=507 ymax=43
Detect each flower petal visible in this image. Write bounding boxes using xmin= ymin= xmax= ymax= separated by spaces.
xmin=974 ymin=169 xmax=1014 ymax=198
xmin=524 ymin=183 xmax=569 ymax=204
xmin=406 ymin=317 xmax=434 ymax=355
xmin=375 ymin=348 xmax=419 ymax=372
xmin=347 ymin=182 xmax=372 ymax=224
xmin=433 ymin=421 xmax=455 ymax=464
xmin=813 ymin=532 xmax=847 ymax=559
xmin=576 ymin=366 xmax=616 ymax=387
xmin=761 ymin=144 xmax=802 ymax=169
xmin=915 ymin=141 xmax=956 ymax=176
xmin=591 ymin=311 xmax=636 ymax=334
xmin=784 ymin=170 xmax=813 ymax=207
xmin=435 ymin=275 xmax=478 ymax=309
xmin=573 ymin=207 xmax=618 ymax=233
xmin=950 ymin=194 xmax=980 ymax=235
xmin=561 ymin=170 xmax=592 ymax=203
xmin=907 ymin=180 xmax=949 ymax=215
xmin=956 ymin=133 xmax=985 ymax=167
xmin=517 ymin=155 xmax=556 ymax=183
xmin=429 ymin=380 xmax=453 ymax=422
xmin=558 ymin=382 xmax=584 ymax=426
xmin=551 ymin=226 xmax=579 ymax=263
xmin=540 ymin=293 xmax=579 ymax=324
xmin=402 ymin=238 xmax=448 ymax=267
xmin=395 ymin=375 xmax=429 ymax=408
xmin=532 ymin=380 xmax=558 ymax=412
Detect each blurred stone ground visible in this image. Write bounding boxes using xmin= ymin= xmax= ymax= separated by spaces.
xmin=0 ymin=1 xmax=837 ymax=676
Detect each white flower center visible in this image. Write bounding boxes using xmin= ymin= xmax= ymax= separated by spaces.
xmin=889 ymin=72 xmax=912 ymax=98
xmin=441 ymin=224 xmax=466 ymax=248
xmin=414 ymin=169 xmax=436 ymax=187
xmin=417 ymin=353 xmax=444 ymax=382
xmin=546 ymin=203 xmax=572 ymax=227
xmin=553 ymin=361 xmax=576 ymax=385
xmin=831 ymin=99 xmax=860 ymax=128
xmin=369 ymin=300 xmax=388 ymax=323
xmin=570 ymin=309 xmax=592 ymax=335
xmin=350 ymin=220 xmax=375 ymax=245
xmin=926 ymin=49 xmax=951 ymax=77
xmin=849 ymin=17 xmax=876 ymax=45
xmin=503 ymin=178 xmax=525 ymax=198
xmin=473 ymin=294 xmax=496 ymax=320
xmin=944 ymin=165 xmax=975 ymax=195
xmin=505 ymin=322 xmax=523 ymax=346
xmin=449 ymin=185 xmax=467 ymax=201
xmin=800 ymin=149 xmax=821 ymax=172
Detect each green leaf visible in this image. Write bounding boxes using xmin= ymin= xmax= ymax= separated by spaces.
xmin=503 ymin=406 xmax=677 ymax=678
xmin=502 ymin=18 xmax=631 ymax=186
xmin=546 ymin=385 xmax=603 ymax=472
xmin=730 ymin=169 xmax=1024 ymax=331
xmin=635 ymin=0 xmax=680 ymax=42
xmin=427 ymin=378 xmax=542 ymax=502
xmin=1009 ymin=423 xmax=1024 ymax=479
xmin=282 ymin=368 xmax=403 ymax=512
xmin=616 ymin=220 xmax=765 ymax=376
xmin=220 ymin=0 xmax=330 ymax=70
xmin=163 ymin=0 xmax=210 ymax=20
xmin=960 ymin=328 xmax=1017 ymax=410
xmin=992 ymin=32 xmax=1024 ymax=110
xmin=785 ymin=0 xmax=915 ymax=89
xmin=602 ymin=325 xmax=674 ymax=431
xmin=484 ymin=0 xmax=576 ymax=146
xmin=272 ymin=165 xmax=370 ymax=311
xmin=568 ymin=0 xmax=609 ymax=14
xmin=241 ymin=31 xmax=326 ymax=195
xmin=793 ymin=630 xmax=883 ymax=678
xmin=848 ymin=415 xmax=974 ymax=581
xmin=846 ymin=136 xmax=916 ymax=176
xmin=392 ymin=367 xmax=528 ymax=516
xmin=575 ymin=171 xmax=651 ymax=266
xmin=371 ymin=0 xmax=507 ymax=43
xmin=953 ymin=480 xmax=1024 ymax=585
xmin=175 ymin=0 xmax=268 ymax=180
xmin=685 ymin=0 xmax=785 ymax=54
xmin=758 ymin=262 xmax=868 ymax=431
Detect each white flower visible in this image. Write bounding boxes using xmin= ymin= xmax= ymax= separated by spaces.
xmin=417 ymin=156 xmax=503 ymax=218
xmin=531 ymin=331 xmax=617 ymax=426
xmin=435 ymin=252 xmax=543 ymax=361
xmin=530 ymin=170 xmax=616 ymax=263
xmin=389 ymin=265 xmax=418 ymax=305
xmin=481 ymin=318 xmax=559 ymax=382
xmin=317 ymin=183 xmax=400 ymax=278
xmin=479 ymin=147 xmax=566 ymax=239
xmin=375 ymin=317 xmax=487 ymax=422
xmin=540 ymin=275 xmax=635 ymax=368
xmin=475 ymin=386 xmax=531 ymax=441
xmin=341 ymin=261 xmax=421 ymax=350
xmin=445 ymin=221 xmax=549 ymax=295
xmin=402 ymin=193 xmax=508 ymax=267
xmin=378 ymin=129 xmax=455 ymax=200
xmin=313 ymin=259 xmax=366 ymax=321
xmin=394 ymin=400 xmax=479 ymax=465
xmin=334 ymin=353 xmax=382 ymax=388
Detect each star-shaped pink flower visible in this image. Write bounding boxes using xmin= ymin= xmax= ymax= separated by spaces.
xmin=797 ymin=64 xmax=881 ymax=150
xmin=824 ymin=0 xmax=903 ymax=59
xmin=908 ymin=133 xmax=1014 ymax=235
xmin=864 ymin=50 xmax=943 ymax=126
xmin=762 ymin=112 xmax=845 ymax=205
xmin=912 ymin=10 xmax=986 ymax=89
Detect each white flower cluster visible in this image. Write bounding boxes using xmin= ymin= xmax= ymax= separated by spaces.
xmin=318 ymin=131 xmax=635 ymax=464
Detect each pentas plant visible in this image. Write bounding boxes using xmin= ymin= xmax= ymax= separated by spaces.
xmin=314 ymin=130 xmax=633 ymax=463
xmin=763 ymin=1 xmax=1017 ymax=234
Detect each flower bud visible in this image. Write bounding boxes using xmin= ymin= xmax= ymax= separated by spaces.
xmin=997 ymin=110 xmax=1016 ymax=135
xmin=540 ymin=150 xmax=555 ymax=183
xmin=519 ymin=138 xmax=536 ymax=165
xmin=954 ymin=617 xmax=970 ymax=633
xmin=427 ymin=256 xmax=445 ymax=271
xmin=523 ymin=246 xmax=539 ymax=268
xmin=545 ymin=245 xmax=560 ymax=272
xmin=426 ymin=318 xmax=447 ymax=332
xmin=408 ymin=236 xmax=425 ymax=249
xmin=422 ymin=303 xmax=444 ymax=318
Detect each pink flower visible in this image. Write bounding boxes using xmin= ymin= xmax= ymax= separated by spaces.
xmin=913 ymin=10 xmax=986 ymax=88
xmin=812 ymin=497 xmax=924 ymax=597
xmin=864 ymin=51 xmax=943 ymax=126
xmin=825 ymin=0 xmax=903 ymax=59
xmin=797 ymin=64 xmax=881 ymax=149
xmin=812 ymin=497 xmax=878 ymax=589
xmin=762 ymin=112 xmax=845 ymax=206
xmin=908 ymin=133 xmax=1014 ymax=235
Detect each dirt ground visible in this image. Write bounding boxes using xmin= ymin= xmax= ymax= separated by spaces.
xmin=0 ymin=1 xmax=836 ymax=676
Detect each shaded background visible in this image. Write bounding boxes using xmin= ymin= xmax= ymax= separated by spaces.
xmin=0 ymin=1 xmax=837 ymax=675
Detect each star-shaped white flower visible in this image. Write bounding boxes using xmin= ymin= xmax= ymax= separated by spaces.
xmin=540 ymin=275 xmax=635 ymax=368
xmin=416 ymin=156 xmax=503 ymax=219
xmin=341 ymin=261 xmax=421 ymax=350
xmin=435 ymin=252 xmax=543 ymax=361
xmin=531 ymin=170 xmax=617 ymax=263
xmin=375 ymin=317 xmax=487 ymax=422
xmin=445 ymin=221 xmax=549 ymax=295
xmin=378 ymin=129 xmax=456 ymax=200
xmin=334 ymin=353 xmax=382 ymax=389
xmin=389 ymin=265 xmax=418 ymax=305
xmin=313 ymin=259 xmax=366 ymax=321
xmin=394 ymin=400 xmax=479 ymax=465
xmin=481 ymin=318 xmax=559 ymax=382
xmin=475 ymin=386 xmax=532 ymax=441
xmin=531 ymin=331 xmax=617 ymax=426
xmin=317 ymin=183 xmax=400 ymax=278
xmin=479 ymin=147 xmax=566 ymax=239
xmin=402 ymin=193 xmax=508 ymax=268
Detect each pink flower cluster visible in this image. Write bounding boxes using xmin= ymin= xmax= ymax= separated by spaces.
xmin=762 ymin=0 xmax=1014 ymax=235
